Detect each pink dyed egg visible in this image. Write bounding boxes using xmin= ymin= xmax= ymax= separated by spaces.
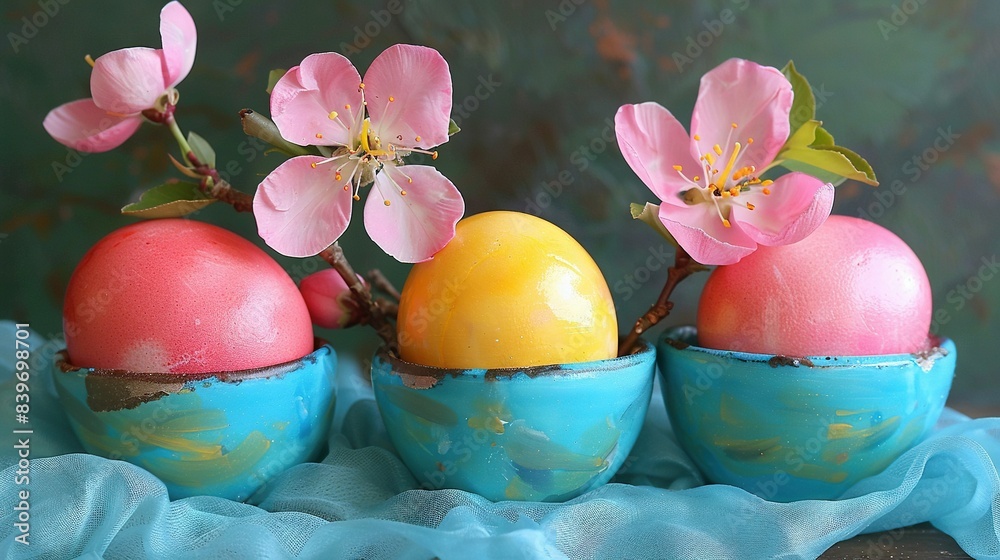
xmin=64 ymin=219 xmax=314 ymax=373
xmin=697 ymin=215 xmax=932 ymax=356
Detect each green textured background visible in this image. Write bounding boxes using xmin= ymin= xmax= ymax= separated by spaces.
xmin=3 ymin=1 xmax=998 ymax=407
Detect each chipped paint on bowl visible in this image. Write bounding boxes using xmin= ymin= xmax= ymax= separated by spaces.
xmin=53 ymin=345 xmax=336 ymax=501
xmin=371 ymin=340 xmax=656 ymax=502
xmin=657 ymin=326 xmax=955 ymax=502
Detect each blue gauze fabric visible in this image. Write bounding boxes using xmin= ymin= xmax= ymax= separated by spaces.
xmin=1 ymin=321 xmax=998 ymax=559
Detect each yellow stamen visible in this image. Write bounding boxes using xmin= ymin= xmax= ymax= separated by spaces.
xmin=731 ymin=122 xmax=738 ymax=129
xmin=408 ymin=177 xmax=413 ymax=184
xmin=693 ymin=175 xmax=700 ymax=182
xmin=721 ymin=190 xmax=731 ymax=198
xmin=359 ymin=82 xmax=366 ymax=89
xmin=762 ymin=188 xmax=772 ymax=195
xmin=431 ymin=151 xmax=438 ymax=160
xmin=718 ymin=142 xmax=742 ymax=191
xmin=713 ymin=144 xmax=723 ymax=156
xmin=673 ymin=165 xmax=683 ymax=171
xmin=747 ymin=137 xmax=754 ymax=144
xmin=702 ymin=152 xmax=715 ymax=165
xmin=415 ymin=135 xmax=422 ymax=142
xmin=353 ymin=194 xmax=361 ymax=201
xmin=760 ymin=179 xmax=774 ymax=186
xmin=345 ymin=104 xmax=351 ymax=110
xmin=729 ymin=187 xmax=740 ymax=197
xmin=722 ymin=219 xmax=731 ymax=228
xmin=383 ymin=199 xmax=391 ymax=206
xmin=400 ymin=190 xmax=407 ymax=196
xmin=315 ymin=133 xmax=323 ymax=139
xmin=310 ymin=162 xmax=317 ymax=169
xmin=328 ymin=111 xmax=338 ymax=120
xmin=335 ymin=172 xmax=342 ymax=181
xmin=344 ymin=185 xmax=350 ymax=191
xmin=746 ymin=202 xmax=755 ymax=210
xmin=85 ymin=54 xmax=95 ymax=67
xmin=389 ymin=96 xmax=395 ymax=102
xmin=693 ymin=134 xmax=701 ymax=141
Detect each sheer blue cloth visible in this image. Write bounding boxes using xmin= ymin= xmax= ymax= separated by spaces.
xmin=1 ymin=322 xmax=998 ymax=559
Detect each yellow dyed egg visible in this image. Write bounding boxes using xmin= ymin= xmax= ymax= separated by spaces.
xmin=397 ymin=211 xmax=618 ymax=369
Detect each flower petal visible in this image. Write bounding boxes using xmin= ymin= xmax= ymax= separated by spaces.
xmin=43 ymin=98 xmax=143 ymax=152
xmin=732 ymin=173 xmax=834 ymax=247
xmin=615 ymin=102 xmax=701 ymax=206
xmin=659 ymin=202 xmax=756 ymax=265
xmin=253 ymin=155 xmax=353 ymax=257
xmin=90 ymin=47 xmax=168 ymax=114
xmin=159 ymin=1 xmax=197 ymax=87
xmin=365 ymin=44 xmax=452 ymax=150
xmin=270 ymin=52 xmax=363 ymax=148
xmin=689 ymin=58 xmax=793 ymax=172
xmin=364 ymin=165 xmax=464 ymax=262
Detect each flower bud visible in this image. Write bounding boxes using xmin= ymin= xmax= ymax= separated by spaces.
xmin=299 ymin=269 xmax=365 ymax=329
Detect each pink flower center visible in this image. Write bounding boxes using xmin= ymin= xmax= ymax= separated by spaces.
xmin=674 ymin=122 xmax=773 ymax=228
xmin=309 ymin=82 xmax=440 ymax=207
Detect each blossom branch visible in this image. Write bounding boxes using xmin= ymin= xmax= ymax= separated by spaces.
xmin=320 ymin=243 xmax=398 ymax=351
xmin=164 ymin=113 xmax=253 ymax=212
xmin=618 ymin=247 xmax=702 ymax=356
xmin=367 ymin=269 xmax=402 ymax=302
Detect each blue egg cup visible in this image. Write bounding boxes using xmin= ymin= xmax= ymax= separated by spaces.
xmin=371 ymin=341 xmax=656 ymax=502
xmin=657 ymin=326 xmax=956 ymax=502
xmin=53 ymin=345 xmax=337 ymax=502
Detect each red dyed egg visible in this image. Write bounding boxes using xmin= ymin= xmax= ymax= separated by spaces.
xmin=697 ymin=215 xmax=932 ymax=356
xmin=63 ymin=219 xmax=314 ymax=373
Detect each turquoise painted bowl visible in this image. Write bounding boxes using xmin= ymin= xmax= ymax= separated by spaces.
xmin=371 ymin=340 xmax=656 ymax=502
xmin=53 ymin=345 xmax=336 ymax=501
xmin=657 ymin=326 xmax=955 ymax=502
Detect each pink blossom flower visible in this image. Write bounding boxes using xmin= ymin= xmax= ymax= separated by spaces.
xmin=253 ymin=45 xmax=465 ymax=263
xmin=615 ymin=58 xmax=835 ymax=265
xmin=43 ymin=1 xmax=196 ymax=153
xmin=299 ymin=270 xmax=365 ymax=329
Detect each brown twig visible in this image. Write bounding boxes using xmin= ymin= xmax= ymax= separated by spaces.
xmin=367 ymin=269 xmax=403 ymax=302
xmin=617 ymin=247 xmax=702 ymax=356
xmin=320 ymin=243 xmax=398 ymax=352
xmin=185 ymin=151 xmax=254 ymax=212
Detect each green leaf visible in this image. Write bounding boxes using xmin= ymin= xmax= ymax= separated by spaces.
xmin=168 ymin=153 xmax=203 ymax=179
xmin=782 ymin=60 xmax=816 ymax=135
xmin=779 ymin=146 xmax=879 ymax=186
xmin=783 ymin=119 xmax=821 ymax=150
xmin=630 ymin=202 xmax=678 ymax=248
xmin=186 ymin=131 xmax=216 ymax=168
xmin=266 ymin=68 xmax=287 ymax=95
xmin=812 ymin=125 xmax=835 ymax=147
xmin=121 ymin=182 xmax=215 ymax=219
xmin=448 ymin=118 xmax=461 ymax=136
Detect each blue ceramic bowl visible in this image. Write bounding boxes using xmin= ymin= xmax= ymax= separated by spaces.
xmin=371 ymin=340 xmax=656 ymax=502
xmin=657 ymin=326 xmax=955 ymax=502
xmin=53 ymin=345 xmax=336 ymax=501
